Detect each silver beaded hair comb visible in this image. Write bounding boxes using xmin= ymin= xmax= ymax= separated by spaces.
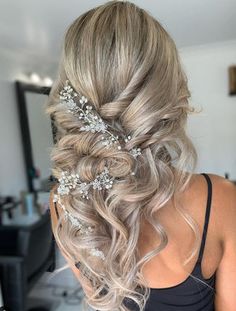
xmin=56 ymin=165 xmax=114 ymax=200
xmin=56 ymin=79 xmax=142 ymax=199
xmin=59 ymin=80 xmax=142 ymax=157
xmin=52 ymin=79 xmax=143 ymax=260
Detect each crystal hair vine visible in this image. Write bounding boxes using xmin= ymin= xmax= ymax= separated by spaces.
xmin=57 ymin=165 xmax=115 ymax=200
xmin=52 ymin=79 xmax=143 ymax=260
xmin=59 ymin=79 xmax=142 ymax=157
xmin=53 ymin=192 xmax=105 ymax=261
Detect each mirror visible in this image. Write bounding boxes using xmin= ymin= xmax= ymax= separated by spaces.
xmin=15 ymin=81 xmax=56 ymax=193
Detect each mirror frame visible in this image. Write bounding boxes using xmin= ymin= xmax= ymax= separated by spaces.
xmin=15 ymin=80 xmax=55 ymax=192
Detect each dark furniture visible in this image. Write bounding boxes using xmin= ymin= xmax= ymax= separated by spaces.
xmin=0 ymin=212 xmax=55 ymax=311
xmin=0 ymin=196 xmax=20 ymax=225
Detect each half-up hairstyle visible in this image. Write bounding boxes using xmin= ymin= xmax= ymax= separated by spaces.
xmin=45 ymin=1 xmax=200 ymax=310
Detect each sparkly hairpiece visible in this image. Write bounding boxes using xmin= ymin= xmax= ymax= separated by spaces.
xmin=53 ymin=192 xmax=105 ymax=260
xmin=53 ymin=79 xmax=142 ymax=260
xmin=57 ymin=166 xmax=114 ymax=200
xmin=59 ymin=80 xmax=142 ymax=156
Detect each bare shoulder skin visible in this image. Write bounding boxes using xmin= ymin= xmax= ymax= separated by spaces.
xmin=208 ymin=174 xmax=236 ymax=310
xmin=138 ymin=173 xmax=236 ymax=310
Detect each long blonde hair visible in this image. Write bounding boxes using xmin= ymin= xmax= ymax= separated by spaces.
xmin=45 ymin=1 xmax=201 ymax=310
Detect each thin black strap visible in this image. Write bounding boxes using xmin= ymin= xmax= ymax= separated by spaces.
xmin=54 ymin=201 xmax=60 ymax=220
xmin=75 ymin=261 xmax=81 ymax=269
xmin=197 ymin=173 xmax=213 ymax=263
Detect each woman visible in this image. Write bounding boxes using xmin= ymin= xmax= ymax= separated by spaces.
xmin=46 ymin=1 xmax=236 ymax=310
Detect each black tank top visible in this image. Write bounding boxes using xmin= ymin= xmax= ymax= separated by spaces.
xmin=125 ymin=173 xmax=216 ymax=311
xmin=53 ymin=173 xmax=216 ymax=310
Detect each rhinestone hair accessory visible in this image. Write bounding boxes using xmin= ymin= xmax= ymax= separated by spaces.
xmin=53 ymin=191 xmax=105 ymax=261
xmin=59 ymin=80 xmax=142 ymax=157
xmin=52 ymin=79 xmax=143 ymax=260
xmin=57 ymin=165 xmax=114 ymax=200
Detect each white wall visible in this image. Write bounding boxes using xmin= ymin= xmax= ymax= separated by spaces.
xmin=0 ymin=80 xmax=27 ymax=196
xmin=0 ymin=48 xmax=57 ymax=197
xmin=180 ymin=39 xmax=236 ymax=180
xmin=0 ymin=39 xmax=236 ymax=198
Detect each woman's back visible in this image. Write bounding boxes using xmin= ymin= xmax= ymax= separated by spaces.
xmin=138 ymin=173 xmax=222 ymax=289
xmin=131 ymin=172 xmax=235 ymax=310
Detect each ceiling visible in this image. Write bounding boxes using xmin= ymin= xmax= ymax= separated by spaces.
xmin=0 ymin=0 xmax=236 ymax=66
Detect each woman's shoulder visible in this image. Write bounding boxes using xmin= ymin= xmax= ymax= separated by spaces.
xmin=207 ymin=173 xmax=236 ymax=236
xmin=204 ymin=173 xmax=236 ymax=309
xmin=201 ymin=172 xmax=236 ymax=211
xmin=192 ymin=172 xmax=236 ymax=241
xmin=190 ymin=172 xmax=236 ymax=201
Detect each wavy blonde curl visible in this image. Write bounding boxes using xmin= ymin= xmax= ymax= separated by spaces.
xmin=45 ymin=1 xmax=202 ymax=310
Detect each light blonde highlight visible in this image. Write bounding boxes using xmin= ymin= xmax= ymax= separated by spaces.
xmin=45 ymin=1 xmax=208 ymax=310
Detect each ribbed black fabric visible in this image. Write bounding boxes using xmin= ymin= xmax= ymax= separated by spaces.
xmin=125 ymin=173 xmax=216 ymax=311
xmin=53 ymin=173 xmax=216 ymax=311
